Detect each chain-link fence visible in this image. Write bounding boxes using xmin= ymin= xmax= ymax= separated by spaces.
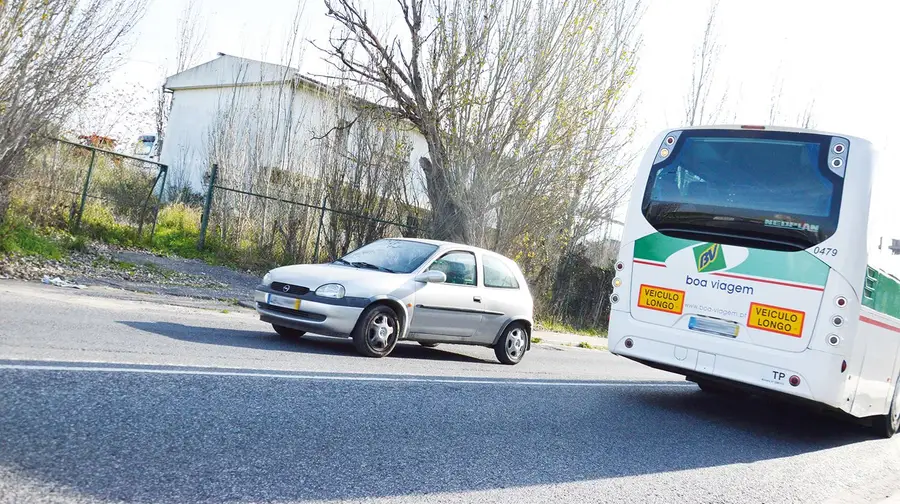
xmin=197 ymin=164 xmax=424 ymax=269
xmin=12 ymin=137 xmax=167 ymax=241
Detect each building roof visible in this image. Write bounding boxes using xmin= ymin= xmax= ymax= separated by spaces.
xmin=163 ymin=54 xmax=402 ymax=123
xmin=164 ymin=54 xmax=332 ymax=93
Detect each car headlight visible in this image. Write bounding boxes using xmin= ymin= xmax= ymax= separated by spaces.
xmin=315 ymin=283 xmax=345 ymax=299
xmin=262 ymin=273 xmax=273 ymax=286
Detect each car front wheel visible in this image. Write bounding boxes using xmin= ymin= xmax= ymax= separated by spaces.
xmin=352 ymin=305 xmax=400 ymax=358
xmin=495 ymin=323 xmax=528 ymax=365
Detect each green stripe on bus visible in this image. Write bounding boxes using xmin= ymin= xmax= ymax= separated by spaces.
xmin=633 ymin=233 xmax=700 ymax=263
xmin=725 ymin=249 xmax=829 ymax=287
xmin=863 ymin=267 xmax=900 ymax=320
xmin=632 ymin=232 xmax=829 ymax=286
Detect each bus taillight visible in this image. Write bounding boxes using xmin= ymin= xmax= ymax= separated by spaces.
xmin=841 ymin=360 xmax=848 ymax=373
xmin=789 ymin=375 xmax=801 ymax=387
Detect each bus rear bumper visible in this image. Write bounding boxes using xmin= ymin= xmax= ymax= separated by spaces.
xmin=608 ymin=312 xmax=849 ymax=412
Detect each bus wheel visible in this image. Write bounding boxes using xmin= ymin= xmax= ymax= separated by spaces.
xmin=874 ymin=380 xmax=900 ymax=438
xmin=695 ymin=379 xmax=727 ymax=394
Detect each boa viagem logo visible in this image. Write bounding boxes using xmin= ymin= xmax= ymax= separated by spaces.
xmin=693 ymin=243 xmax=726 ymax=273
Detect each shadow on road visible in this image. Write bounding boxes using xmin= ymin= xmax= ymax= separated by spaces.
xmin=0 ymin=363 xmax=876 ymax=502
xmin=119 ymin=320 xmax=495 ymax=364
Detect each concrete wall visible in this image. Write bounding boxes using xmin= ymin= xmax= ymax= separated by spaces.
xmin=160 ymin=77 xmax=430 ymax=207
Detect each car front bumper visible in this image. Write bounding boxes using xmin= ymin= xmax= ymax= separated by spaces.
xmin=254 ymin=287 xmax=365 ymax=338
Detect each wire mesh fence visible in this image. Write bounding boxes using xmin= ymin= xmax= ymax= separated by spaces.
xmin=11 ymin=137 xmax=167 ymax=241
xmin=197 ymin=164 xmax=424 ymax=268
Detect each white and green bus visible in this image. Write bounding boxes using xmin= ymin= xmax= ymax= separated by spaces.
xmin=608 ymin=125 xmax=900 ymax=436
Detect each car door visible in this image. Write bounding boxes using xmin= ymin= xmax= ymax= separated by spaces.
xmin=476 ymin=254 xmax=525 ymax=342
xmin=409 ymin=250 xmax=485 ymax=338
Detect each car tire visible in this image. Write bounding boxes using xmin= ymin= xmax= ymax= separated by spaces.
xmin=874 ymin=378 xmax=900 ymax=438
xmin=494 ymin=323 xmax=528 ymax=365
xmin=273 ymin=324 xmax=305 ymax=339
xmin=418 ymin=342 xmax=439 ymax=348
xmin=352 ymin=305 xmax=400 ymax=358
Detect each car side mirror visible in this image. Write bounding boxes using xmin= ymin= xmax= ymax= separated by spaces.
xmin=415 ymin=271 xmax=447 ymax=284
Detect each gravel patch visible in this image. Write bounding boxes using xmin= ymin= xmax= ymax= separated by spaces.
xmin=0 ymin=245 xmax=260 ymax=304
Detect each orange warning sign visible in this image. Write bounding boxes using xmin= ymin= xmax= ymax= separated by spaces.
xmin=747 ymin=302 xmax=805 ymax=337
xmin=637 ymin=284 xmax=685 ymax=315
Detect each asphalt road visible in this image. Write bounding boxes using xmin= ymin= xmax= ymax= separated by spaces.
xmin=2 ymin=280 xmax=900 ymax=504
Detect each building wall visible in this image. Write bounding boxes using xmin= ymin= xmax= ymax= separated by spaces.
xmin=160 ymin=77 xmax=431 ymax=206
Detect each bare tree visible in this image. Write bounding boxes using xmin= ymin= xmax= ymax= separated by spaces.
xmin=0 ymin=0 xmax=147 ymax=222
xmin=684 ymin=0 xmax=727 ymax=126
xmin=796 ymin=99 xmax=816 ymax=129
xmin=319 ymin=100 xmax=416 ymax=260
xmin=766 ymin=75 xmax=816 ymax=129
xmin=175 ymin=0 xmax=208 ymax=74
xmin=768 ymin=77 xmax=784 ymax=125
xmin=320 ymin=0 xmax=642 ymax=245
xmin=154 ymin=0 xmax=208 ymax=187
xmin=67 ymin=80 xmax=152 ymax=141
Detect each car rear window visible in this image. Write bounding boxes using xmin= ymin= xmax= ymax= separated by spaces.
xmin=483 ymin=255 xmax=520 ymax=289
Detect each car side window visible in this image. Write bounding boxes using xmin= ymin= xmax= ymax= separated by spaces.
xmin=428 ymin=251 xmax=477 ymax=286
xmin=483 ymin=255 xmax=520 ymax=289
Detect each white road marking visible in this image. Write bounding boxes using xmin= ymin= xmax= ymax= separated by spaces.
xmin=0 ymin=362 xmax=693 ymax=388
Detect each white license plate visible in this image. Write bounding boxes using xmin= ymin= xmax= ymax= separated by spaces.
xmin=267 ymin=293 xmax=301 ymax=311
xmin=688 ymin=316 xmax=739 ymax=338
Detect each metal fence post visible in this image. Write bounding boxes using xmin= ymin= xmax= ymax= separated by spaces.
xmin=74 ymin=148 xmax=97 ymax=229
xmin=313 ymin=195 xmax=327 ymax=261
xmin=137 ymin=170 xmax=163 ymax=239
xmin=198 ymin=163 xmax=218 ymax=250
xmin=149 ymin=165 xmax=168 ymax=242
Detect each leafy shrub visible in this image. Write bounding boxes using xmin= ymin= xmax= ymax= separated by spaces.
xmin=0 ymin=213 xmax=64 ymax=259
xmin=79 ymin=203 xmax=139 ymax=246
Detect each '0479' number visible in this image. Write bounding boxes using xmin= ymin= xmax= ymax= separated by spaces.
xmin=814 ymin=246 xmax=838 ymax=257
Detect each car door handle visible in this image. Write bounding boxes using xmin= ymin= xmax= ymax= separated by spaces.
xmin=473 ymin=296 xmax=482 ymax=303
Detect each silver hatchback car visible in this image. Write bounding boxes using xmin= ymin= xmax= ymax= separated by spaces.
xmin=254 ymin=238 xmax=534 ymax=364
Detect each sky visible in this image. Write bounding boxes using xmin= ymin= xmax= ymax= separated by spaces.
xmin=100 ymin=0 xmax=900 ymax=239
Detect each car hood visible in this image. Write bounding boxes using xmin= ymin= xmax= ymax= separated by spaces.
xmin=267 ymin=263 xmax=413 ymax=298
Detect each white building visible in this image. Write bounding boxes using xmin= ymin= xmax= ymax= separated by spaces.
xmin=159 ymin=54 xmax=430 ymax=200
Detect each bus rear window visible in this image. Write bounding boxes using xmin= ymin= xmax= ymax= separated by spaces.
xmin=641 ymin=130 xmax=845 ymax=251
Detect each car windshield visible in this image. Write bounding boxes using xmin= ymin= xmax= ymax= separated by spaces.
xmin=641 ymin=129 xmax=845 ymax=251
xmin=337 ymin=239 xmax=438 ymax=274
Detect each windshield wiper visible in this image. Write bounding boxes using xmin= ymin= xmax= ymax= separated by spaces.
xmin=351 ymin=261 xmax=395 ymax=273
xmin=333 ymin=258 xmax=353 ymax=266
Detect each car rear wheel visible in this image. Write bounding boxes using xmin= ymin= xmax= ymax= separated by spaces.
xmin=352 ymin=305 xmax=400 ymax=358
xmin=272 ymin=324 xmax=305 ymax=339
xmin=495 ymin=323 xmax=527 ymax=365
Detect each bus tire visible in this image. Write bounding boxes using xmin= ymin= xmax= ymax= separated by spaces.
xmin=695 ymin=379 xmax=727 ymax=394
xmin=874 ymin=380 xmax=900 ymax=438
